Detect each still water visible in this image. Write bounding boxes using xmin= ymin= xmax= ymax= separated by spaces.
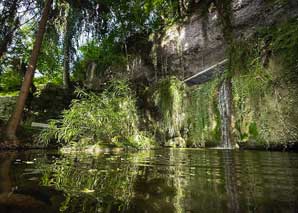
xmin=0 ymin=149 xmax=298 ymax=213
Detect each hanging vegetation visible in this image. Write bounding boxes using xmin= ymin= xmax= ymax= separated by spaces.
xmin=186 ymin=79 xmax=221 ymax=147
xmin=231 ymin=19 xmax=298 ymax=148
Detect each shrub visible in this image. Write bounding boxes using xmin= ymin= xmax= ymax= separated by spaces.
xmin=0 ymin=69 xmax=22 ymax=92
xmin=39 ymin=80 xmax=153 ymax=149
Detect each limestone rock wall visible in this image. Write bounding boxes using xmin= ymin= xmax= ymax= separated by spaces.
xmin=149 ymin=0 xmax=298 ymax=149
xmin=151 ymin=0 xmax=298 ymax=80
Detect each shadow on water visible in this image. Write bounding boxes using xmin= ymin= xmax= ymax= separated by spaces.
xmin=0 ymin=149 xmax=297 ymax=212
xmin=0 ymin=152 xmax=64 ymax=213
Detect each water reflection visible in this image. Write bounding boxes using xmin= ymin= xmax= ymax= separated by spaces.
xmin=0 ymin=149 xmax=297 ymax=212
xmin=40 ymin=152 xmax=151 ymax=212
xmin=223 ymin=151 xmax=240 ymax=213
xmin=0 ymin=152 xmax=15 ymax=193
xmin=0 ymin=152 xmax=63 ymax=213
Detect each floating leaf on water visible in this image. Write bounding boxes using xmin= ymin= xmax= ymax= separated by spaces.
xmin=28 ymin=177 xmax=39 ymax=181
xmin=81 ymin=188 xmax=95 ymax=193
xmin=106 ymin=157 xmax=116 ymax=161
xmin=24 ymin=161 xmax=34 ymax=165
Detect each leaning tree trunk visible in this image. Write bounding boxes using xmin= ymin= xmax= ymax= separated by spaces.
xmin=6 ymin=0 xmax=52 ymax=143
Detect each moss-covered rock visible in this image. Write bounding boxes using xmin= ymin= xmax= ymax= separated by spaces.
xmin=230 ymin=19 xmax=298 ymax=149
xmin=145 ymin=76 xmax=223 ymax=148
xmin=186 ymin=78 xmax=222 ymax=147
xmin=165 ymin=137 xmax=186 ymax=148
xmin=145 ymin=77 xmax=187 ymax=146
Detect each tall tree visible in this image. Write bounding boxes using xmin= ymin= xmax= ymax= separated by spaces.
xmin=63 ymin=20 xmax=71 ymax=89
xmin=6 ymin=0 xmax=53 ymax=144
xmin=62 ymin=8 xmax=76 ymax=89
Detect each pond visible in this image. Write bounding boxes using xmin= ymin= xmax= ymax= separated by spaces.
xmin=0 ymin=149 xmax=298 ymax=213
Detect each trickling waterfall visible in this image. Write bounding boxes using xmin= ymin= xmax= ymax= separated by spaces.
xmin=218 ymin=78 xmax=233 ymax=149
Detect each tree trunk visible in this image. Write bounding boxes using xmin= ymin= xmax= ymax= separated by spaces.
xmin=6 ymin=0 xmax=52 ymax=143
xmin=0 ymin=37 xmax=12 ymax=59
xmin=63 ymin=42 xmax=70 ymax=89
xmin=62 ymin=11 xmax=73 ymax=89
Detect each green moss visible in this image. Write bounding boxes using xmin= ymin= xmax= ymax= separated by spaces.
xmin=150 ymin=77 xmax=186 ymax=142
xmin=230 ymin=19 xmax=298 ymax=147
xmin=267 ymin=19 xmax=298 ymax=83
xmin=214 ymin=0 xmax=233 ymax=42
xmin=249 ymin=122 xmax=258 ymax=139
xmin=228 ymin=39 xmax=259 ymax=76
xmin=146 ymin=76 xmax=222 ymax=147
xmin=186 ymin=77 xmax=221 ymax=147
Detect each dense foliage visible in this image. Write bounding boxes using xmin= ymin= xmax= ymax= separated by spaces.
xmin=187 ymin=80 xmax=221 ymax=147
xmin=39 ymin=80 xmax=153 ymax=149
xmin=0 ymin=69 xmax=22 ymax=92
xmin=1 ymin=0 xmax=298 ymax=151
xmin=151 ymin=77 xmax=186 ymax=141
xmin=0 ymin=0 xmax=182 ymax=92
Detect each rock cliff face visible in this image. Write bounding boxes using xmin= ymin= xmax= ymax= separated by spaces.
xmin=144 ymin=0 xmax=298 ymax=149
xmin=79 ymin=0 xmax=298 ymax=149
xmin=84 ymin=0 xmax=298 ymax=84
xmin=151 ymin=0 xmax=298 ymax=80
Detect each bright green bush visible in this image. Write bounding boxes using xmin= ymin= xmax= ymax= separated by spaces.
xmin=39 ymin=80 xmax=153 ymax=149
xmin=0 ymin=69 xmax=22 ymax=92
